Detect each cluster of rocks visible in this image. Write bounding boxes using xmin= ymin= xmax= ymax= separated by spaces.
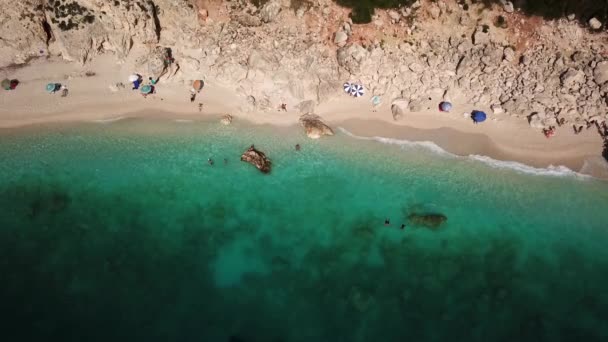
xmin=2 ymin=0 xmax=607 ymax=131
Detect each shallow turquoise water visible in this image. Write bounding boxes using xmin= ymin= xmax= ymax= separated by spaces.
xmin=1 ymin=119 xmax=608 ymax=342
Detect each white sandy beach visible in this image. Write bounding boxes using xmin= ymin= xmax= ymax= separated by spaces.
xmin=1 ymin=56 xmax=607 ymax=178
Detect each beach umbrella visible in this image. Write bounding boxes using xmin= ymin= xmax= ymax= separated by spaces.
xmin=343 ymin=82 xmax=352 ymax=94
xmin=439 ymin=101 xmax=452 ymax=112
xmin=192 ymin=80 xmax=204 ymax=92
xmin=46 ymin=83 xmax=58 ymax=93
xmin=351 ymin=84 xmax=365 ymax=97
xmin=2 ymin=79 xmax=10 ymax=90
xmin=140 ymin=84 xmax=153 ymax=94
xmin=472 ymin=110 xmax=487 ymax=123
xmin=128 ymin=74 xmax=140 ymax=82
xmin=371 ymin=95 xmax=381 ymax=106
xmin=10 ymin=79 xmax=19 ymax=90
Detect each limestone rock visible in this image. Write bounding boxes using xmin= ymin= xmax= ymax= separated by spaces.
xmin=409 ymin=100 xmax=423 ymax=112
xmin=234 ymin=13 xmax=262 ymax=27
xmin=491 ymin=104 xmax=504 ymax=114
xmin=503 ymin=1 xmax=514 ymax=13
xmin=337 ymin=44 xmax=369 ymax=74
xmin=391 ymin=99 xmax=409 ymax=121
xmin=334 ymin=31 xmax=348 ymax=47
xmin=408 ymin=213 xmax=447 ymax=229
xmin=503 ymin=47 xmax=515 ymax=62
xmin=528 ymin=113 xmax=545 ymax=129
xmin=589 ymin=17 xmax=602 ymax=30
xmin=428 ymin=3 xmax=441 ymax=19
xmin=593 ymin=61 xmax=608 ymax=85
xmin=0 ymin=0 xmax=48 ymax=68
xmin=388 ymin=10 xmax=401 ymax=23
xmin=220 ymin=114 xmax=233 ymax=125
xmin=241 ymin=145 xmax=272 ymax=174
xmin=560 ymin=68 xmax=585 ymax=88
xmin=299 ymin=114 xmax=334 ymax=139
xmin=260 ymin=0 xmax=282 ymax=23
xmin=296 ymin=100 xmax=316 ymax=114
xmin=473 ymin=26 xmax=490 ymax=45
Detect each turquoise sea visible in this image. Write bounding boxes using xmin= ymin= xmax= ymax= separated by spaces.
xmin=1 ymin=119 xmax=608 ymax=342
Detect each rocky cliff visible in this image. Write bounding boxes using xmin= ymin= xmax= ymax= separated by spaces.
xmin=2 ymin=0 xmax=608 ymax=128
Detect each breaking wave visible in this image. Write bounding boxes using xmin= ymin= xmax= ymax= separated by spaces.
xmin=338 ymin=127 xmax=587 ymax=178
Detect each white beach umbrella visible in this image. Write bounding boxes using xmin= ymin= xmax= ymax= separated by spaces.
xmin=128 ymin=74 xmax=140 ymax=82
xmin=343 ymin=82 xmax=352 ymax=94
xmin=351 ymin=84 xmax=365 ymax=97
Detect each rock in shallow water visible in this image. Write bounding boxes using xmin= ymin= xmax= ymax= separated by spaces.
xmin=299 ymin=114 xmax=334 ymax=139
xmin=408 ymin=213 xmax=447 ymax=229
xmin=241 ymin=145 xmax=271 ymax=173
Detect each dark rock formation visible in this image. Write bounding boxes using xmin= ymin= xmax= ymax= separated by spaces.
xmin=241 ymin=145 xmax=271 ymax=174
xmin=408 ymin=213 xmax=447 ymax=229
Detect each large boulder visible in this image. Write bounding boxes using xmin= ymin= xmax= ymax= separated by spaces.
xmin=408 ymin=213 xmax=447 ymax=229
xmin=260 ymin=0 xmax=281 ymax=23
xmin=220 ymin=114 xmax=233 ymax=125
xmin=560 ymin=68 xmax=585 ymax=88
xmin=391 ymin=99 xmax=409 ymax=121
xmin=299 ymin=114 xmax=334 ymax=139
xmin=337 ymin=44 xmax=369 ymax=74
xmin=296 ymin=100 xmax=316 ymax=114
xmin=593 ymin=61 xmax=608 ymax=85
xmin=233 ymin=13 xmax=262 ymax=27
xmin=241 ymin=145 xmax=272 ymax=174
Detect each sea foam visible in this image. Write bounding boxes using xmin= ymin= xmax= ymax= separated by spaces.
xmin=338 ymin=127 xmax=586 ymax=178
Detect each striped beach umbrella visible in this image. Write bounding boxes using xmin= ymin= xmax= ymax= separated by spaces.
xmin=343 ymin=82 xmax=352 ymax=94
xmin=351 ymin=84 xmax=365 ymax=97
xmin=140 ymin=85 xmax=153 ymax=94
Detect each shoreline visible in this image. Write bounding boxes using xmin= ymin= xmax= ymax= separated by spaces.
xmin=1 ymin=57 xmax=607 ymax=179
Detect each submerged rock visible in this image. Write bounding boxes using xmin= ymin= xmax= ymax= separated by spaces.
xmin=241 ymin=145 xmax=271 ymax=173
xmin=408 ymin=213 xmax=447 ymax=229
xmin=220 ymin=114 xmax=233 ymax=125
xmin=299 ymin=114 xmax=334 ymax=139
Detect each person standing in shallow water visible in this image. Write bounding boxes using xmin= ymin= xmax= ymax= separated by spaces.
xmin=401 ymin=224 xmax=406 ymax=230
xmin=385 ymin=218 xmax=390 ymax=226
xmin=295 ymin=144 xmax=300 ymax=151
xmin=208 ymin=158 xmax=214 ymax=166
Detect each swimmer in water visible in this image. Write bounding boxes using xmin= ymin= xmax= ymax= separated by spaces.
xmin=400 ymin=224 xmax=406 ymax=230
xmin=208 ymin=158 xmax=214 ymax=166
xmin=224 ymin=158 xmax=228 ymax=165
xmin=385 ymin=218 xmax=390 ymax=226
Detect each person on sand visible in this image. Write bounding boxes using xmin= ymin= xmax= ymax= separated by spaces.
xmin=148 ymin=77 xmax=157 ymax=85
xmin=208 ymin=158 xmax=214 ymax=166
xmin=60 ymin=85 xmax=68 ymax=97
xmin=295 ymin=144 xmax=301 ymax=151
xmin=190 ymin=93 xmax=196 ymax=102
xmin=384 ymin=218 xmax=390 ymax=226
xmin=198 ymin=103 xmax=203 ymax=112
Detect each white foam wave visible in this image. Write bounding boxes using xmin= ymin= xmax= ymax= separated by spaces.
xmin=468 ymin=155 xmax=586 ymax=178
xmin=174 ymin=119 xmax=194 ymax=123
xmin=338 ymin=127 xmax=587 ymax=179
xmin=337 ymin=127 xmax=454 ymax=156
xmin=93 ymin=116 xmax=127 ymax=123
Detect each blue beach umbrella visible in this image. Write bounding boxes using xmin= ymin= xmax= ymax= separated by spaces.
xmin=439 ymin=101 xmax=452 ymax=112
xmin=472 ymin=110 xmax=487 ymax=123
xmin=46 ymin=83 xmax=58 ymax=93
xmin=140 ymin=85 xmax=153 ymax=94
xmin=371 ymin=95 xmax=381 ymax=106
xmin=343 ymin=82 xmax=352 ymax=94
